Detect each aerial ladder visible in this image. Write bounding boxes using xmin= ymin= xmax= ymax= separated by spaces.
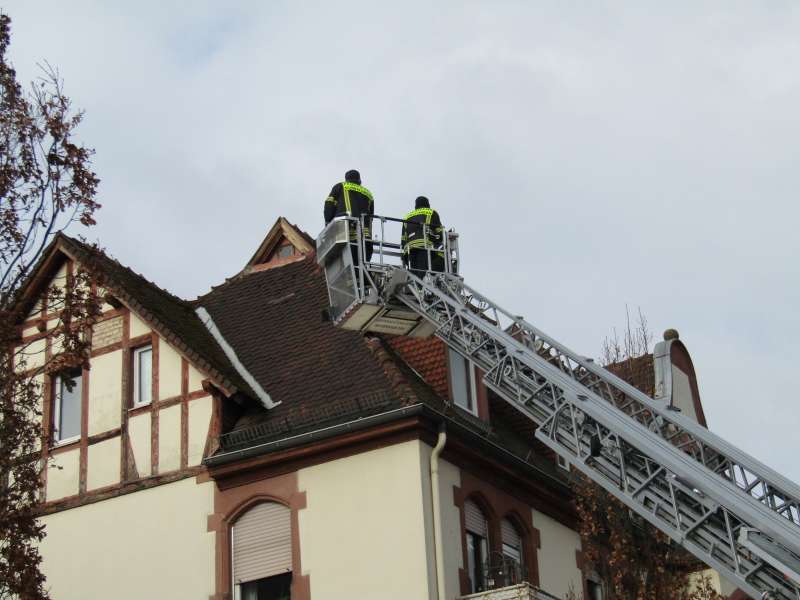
xmin=317 ymin=215 xmax=800 ymax=600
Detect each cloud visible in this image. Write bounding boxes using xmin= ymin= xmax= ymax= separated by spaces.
xmin=6 ymin=1 xmax=800 ymax=480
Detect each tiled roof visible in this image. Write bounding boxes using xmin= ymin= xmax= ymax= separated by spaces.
xmin=57 ymin=235 xmax=256 ymax=399
xmin=387 ymin=336 xmax=449 ymax=399
xmin=197 ymin=257 xmax=422 ymax=436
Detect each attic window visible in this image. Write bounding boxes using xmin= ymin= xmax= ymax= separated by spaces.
xmin=275 ymin=244 xmax=294 ymax=259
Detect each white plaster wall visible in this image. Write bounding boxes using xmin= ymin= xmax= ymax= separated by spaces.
xmin=533 ymin=508 xmax=583 ymax=599
xmin=188 ymin=363 xmax=205 ymax=393
xmin=158 ymin=404 xmax=181 ymax=473
xmin=87 ymin=436 xmax=121 ymax=491
xmin=187 ymin=395 xmax=212 ymax=466
xmin=129 ymin=313 xmax=150 ymax=338
xmin=159 ymin=342 xmax=183 ymax=399
xmin=18 ymin=337 xmax=46 ymax=371
xmin=88 ymin=350 xmax=122 ymax=435
xmin=27 ymin=298 xmax=42 ymax=319
xmin=689 ymin=569 xmax=737 ymax=597
xmin=297 ymin=440 xmax=432 ymax=598
xmin=22 ymin=322 xmax=40 ymax=338
xmin=417 ymin=443 xmax=464 ymax=599
xmin=128 ymin=413 xmax=151 ymax=477
xmin=671 ymin=367 xmax=698 ymax=422
xmin=95 ymin=286 xmax=116 ymax=314
xmin=39 ymin=477 xmax=215 ymax=600
xmin=47 ymin=448 xmax=79 ymax=501
xmin=47 ymin=263 xmax=68 ymax=313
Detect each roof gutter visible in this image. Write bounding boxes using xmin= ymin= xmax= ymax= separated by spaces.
xmin=195 ymin=306 xmax=279 ymax=410
xmin=204 ymin=403 xmax=569 ymax=493
xmin=205 ymin=404 xmax=425 ymax=467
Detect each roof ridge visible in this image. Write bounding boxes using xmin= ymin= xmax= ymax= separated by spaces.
xmin=55 ymin=234 xmax=257 ymax=400
xmin=62 ymin=234 xmax=191 ymax=306
xmin=195 ymin=254 xmax=314 ymax=302
xmin=364 ymin=336 xmax=418 ymax=404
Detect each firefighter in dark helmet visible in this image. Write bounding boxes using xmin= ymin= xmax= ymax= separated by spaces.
xmin=401 ymin=196 xmax=445 ymax=276
xmin=324 ymin=169 xmax=374 ymax=263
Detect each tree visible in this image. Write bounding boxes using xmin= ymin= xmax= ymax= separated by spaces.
xmin=0 ymin=12 xmax=100 ymax=599
xmin=569 ymin=308 xmax=723 ymax=600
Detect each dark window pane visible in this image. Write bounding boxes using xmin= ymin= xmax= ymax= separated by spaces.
xmin=57 ymin=371 xmax=82 ymax=441
xmin=466 ymin=532 xmax=486 ymax=592
xmin=240 ymin=572 xmax=291 ymax=600
xmin=587 ymin=580 xmax=603 ymax=600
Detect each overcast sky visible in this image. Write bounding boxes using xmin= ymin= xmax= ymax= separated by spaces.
xmin=7 ymin=2 xmax=799 ymax=481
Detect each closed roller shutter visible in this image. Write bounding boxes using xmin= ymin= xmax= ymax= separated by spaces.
xmin=464 ymin=499 xmax=488 ymax=537
xmin=232 ymin=502 xmax=291 ymax=584
xmin=501 ymin=518 xmax=522 ymax=550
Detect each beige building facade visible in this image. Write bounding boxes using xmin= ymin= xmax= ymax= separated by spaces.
xmin=17 ymin=221 xmax=738 ymax=600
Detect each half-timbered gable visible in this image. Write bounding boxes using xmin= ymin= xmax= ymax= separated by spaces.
xmin=15 ymin=235 xmax=258 ymax=511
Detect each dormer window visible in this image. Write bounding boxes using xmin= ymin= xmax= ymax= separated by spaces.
xmin=275 ymin=244 xmax=294 ymax=259
xmin=133 ymin=345 xmax=153 ymax=406
xmin=53 ymin=369 xmax=82 ymax=444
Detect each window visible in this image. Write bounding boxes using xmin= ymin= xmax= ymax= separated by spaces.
xmin=448 ymin=349 xmax=477 ymax=415
xmin=464 ymin=499 xmax=489 ymax=592
xmin=501 ymin=518 xmax=524 ymax=585
xmin=587 ymin=579 xmax=604 ymax=600
xmin=276 ymin=244 xmax=294 ymax=259
xmin=132 ymin=345 xmax=152 ymax=406
xmin=239 ymin=573 xmax=291 ymax=600
xmin=232 ymin=502 xmax=292 ymax=600
xmin=53 ymin=369 xmax=82 ymax=444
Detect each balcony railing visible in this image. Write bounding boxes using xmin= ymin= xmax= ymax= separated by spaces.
xmin=457 ymin=582 xmax=563 ymax=600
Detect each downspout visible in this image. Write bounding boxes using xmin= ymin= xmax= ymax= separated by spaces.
xmin=430 ymin=423 xmax=448 ymax=600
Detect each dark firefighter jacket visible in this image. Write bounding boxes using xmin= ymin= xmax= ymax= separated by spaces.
xmin=401 ymin=207 xmax=444 ymax=254
xmin=324 ymin=182 xmax=374 ymax=239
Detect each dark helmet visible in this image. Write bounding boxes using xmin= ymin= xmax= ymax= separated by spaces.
xmin=345 ymin=169 xmax=361 ymax=184
xmin=415 ymin=196 xmax=430 ymax=209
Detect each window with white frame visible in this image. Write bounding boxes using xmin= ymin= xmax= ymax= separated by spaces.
xmin=448 ymin=349 xmax=477 ymax=415
xmin=53 ymin=369 xmax=82 ymax=444
xmin=132 ymin=345 xmax=153 ymax=406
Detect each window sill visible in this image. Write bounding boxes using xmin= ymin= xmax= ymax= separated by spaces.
xmin=50 ymin=437 xmax=80 ymax=452
xmin=128 ymin=402 xmax=152 ymax=417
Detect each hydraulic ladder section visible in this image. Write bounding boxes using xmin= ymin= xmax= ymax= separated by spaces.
xmin=317 ymin=217 xmax=800 ymax=600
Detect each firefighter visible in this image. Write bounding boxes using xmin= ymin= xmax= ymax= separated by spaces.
xmin=401 ymin=196 xmax=445 ymax=277
xmin=324 ymin=169 xmax=374 ymax=263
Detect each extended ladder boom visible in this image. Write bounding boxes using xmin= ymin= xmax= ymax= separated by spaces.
xmin=318 ymin=217 xmax=800 ymax=599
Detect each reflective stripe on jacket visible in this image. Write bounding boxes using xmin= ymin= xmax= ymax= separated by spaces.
xmin=401 ymin=207 xmax=443 ymax=253
xmin=324 ymin=182 xmax=374 ymax=239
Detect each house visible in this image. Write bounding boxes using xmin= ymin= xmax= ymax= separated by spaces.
xmin=17 ymin=217 xmax=734 ymax=599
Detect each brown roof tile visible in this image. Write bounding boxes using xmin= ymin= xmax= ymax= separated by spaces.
xmin=197 ymin=257 xmax=422 ymax=438
xmin=387 ymin=336 xmax=450 ymax=399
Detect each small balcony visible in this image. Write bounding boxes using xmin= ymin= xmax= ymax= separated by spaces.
xmin=457 ymin=554 xmax=563 ymax=600
xmin=457 ymin=582 xmax=562 ymax=600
